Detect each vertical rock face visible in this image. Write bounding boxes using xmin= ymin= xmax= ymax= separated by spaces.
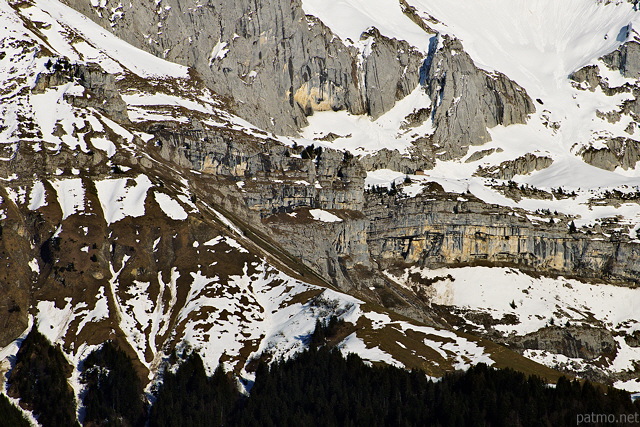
xmin=602 ymin=40 xmax=640 ymax=78
xmin=509 ymin=326 xmax=617 ymax=361
xmin=422 ymin=36 xmax=535 ymax=160
xmin=265 ymin=212 xmax=372 ymax=290
xmin=61 ymin=0 xmax=423 ymax=135
xmin=360 ymin=28 xmax=424 ymax=119
xmin=365 ymin=192 xmax=640 ymax=286
xmin=153 ymin=124 xmax=366 ymax=214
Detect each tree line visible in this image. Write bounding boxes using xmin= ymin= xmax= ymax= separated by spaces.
xmin=3 ymin=325 xmax=640 ymax=426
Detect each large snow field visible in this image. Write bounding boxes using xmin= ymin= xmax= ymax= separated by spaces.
xmin=388 ymin=265 xmax=640 ymax=389
xmin=301 ymin=0 xmax=640 ymax=200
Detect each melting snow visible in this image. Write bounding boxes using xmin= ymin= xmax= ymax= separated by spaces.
xmin=390 ymin=265 xmax=640 ymax=388
xmin=300 ymin=0 xmax=433 ymax=51
xmin=209 ymin=39 xmax=229 ymax=64
xmin=339 ymin=333 xmax=403 ymax=367
xmin=309 ymin=209 xmax=342 ymax=223
xmin=30 ymin=0 xmax=189 ymax=78
xmin=51 ymin=178 xmax=85 ymax=220
xmin=36 ymin=299 xmax=77 ymax=343
xmin=91 ymin=137 xmax=117 ymax=157
xmin=95 ymin=175 xmax=153 ymax=225
xmin=154 ymin=192 xmax=188 ymax=220
xmin=301 ymin=86 xmax=432 ymax=155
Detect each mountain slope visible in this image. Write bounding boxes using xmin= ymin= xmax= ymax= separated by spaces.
xmin=0 ymin=1 xmax=573 ymax=417
xmin=1 ymin=2 xmax=640 ymax=423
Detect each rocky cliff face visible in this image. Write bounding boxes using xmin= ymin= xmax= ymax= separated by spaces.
xmin=34 ymin=60 xmax=129 ymax=124
xmin=61 ymin=0 xmax=423 ymax=135
xmin=474 ymin=154 xmax=554 ymax=180
xmin=360 ymin=28 xmax=424 ymax=119
xmin=264 ymin=210 xmax=372 ymax=290
xmin=152 ymin=123 xmax=367 ymax=215
xmin=602 ymin=39 xmax=640 ymax=78
xmin=365 ymin=190 xmax=640 ymax=286
xmin=58 ymin=1 xmax=542 ymax=168
xmin=421 ymin=36 xmax=535 ymax=160
xmin=509 ymin=326 xmax=617 ymax=362
xmin=580 ymin=137 xmax=640 ymax=170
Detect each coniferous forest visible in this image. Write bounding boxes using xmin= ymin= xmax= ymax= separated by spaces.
xmin=81 ymin=341 xmax=146 ymax=426
xmin=3 ymin=327 xmax=640 ymax=426
xmin=0 ymin=394 xmax=29 ymax=427
xmin=6 ymin=328 xmax=79 ymax=427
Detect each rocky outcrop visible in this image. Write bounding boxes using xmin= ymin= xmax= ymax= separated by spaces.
xmin=34 ymin=59 xmax=129 ymax=124
xmin=421 ymin=36 xmax=535 ymax=160
xmin=602 ymin=39 xmax=640 ymax=79
xmin=148 ymin=113 xmax=640 ymax=295
xmin=465 ymin=148 xmax=503 ymax=163
xmin=61 ymin=0 xmax=424 ymax=135
xmin=474 ymin=154 xmax=553 ymax=180
xmin=152 ymin=123 xmax=366 ymax=215
xmin=569 ymin=65 xmax=603 ymax=91
xmin=360 ymin=28 xmax=424 ymax=119
xmin=359 ymin=148 xmax=433 ymax=174
xmin=365 ymin=191 xmax=640 ymax=286
xmin=265 ymin=209 xmax=372 ymax=290
xmin=580 ymin=137 xmax=640 ymax=171
xmin=509 ymin=326 xmax=617 ymax=361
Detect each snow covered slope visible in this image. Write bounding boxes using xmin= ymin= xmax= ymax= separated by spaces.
xmin=0 ymin=2 xmax=569 ymax=421
xmin=297 ymin=0 xmax=640 ymax=236
xmin=387 ymin=265 xmax=640 ymax=390
xmin=1 ymin=2 xmax=640 ymax=420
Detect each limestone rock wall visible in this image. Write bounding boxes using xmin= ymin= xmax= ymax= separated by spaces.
xmin=360 ymin=28 xmax=424 ymax=119
xmin=422 ymin=36 xmax=535 ymax=160
xmin=265 ymin=211 xmax=372 ymax=290
xmin=152 ymin=123 xmax=366 ymax=215
xmin=580 ymin=137 xmax=640 ymax=171
xmin=61 ymin=0 xmax=423 ymax=135
xmin=365 ymin=192 xmax=640 ymax=286
xmin=508 ymin=326 xmax=617 ymax=361
xmin=602 ymin=39 xmax=640 ymax=78
xmin=34 ymin=60 xmax=129 ymax=124
xmin=475 ymin=154 xmax=554 ymax=180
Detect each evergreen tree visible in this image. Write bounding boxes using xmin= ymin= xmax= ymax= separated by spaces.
xmin=81 ymin=341 xmax=146 ymax=426
xmin=0 ymin=394 xmax=30 ymax=427
xmin=149 ymin=352 xmax=239 ymax=427
xmin=231 ymin=346 xmax=640 ymax=427
xmin=7 ymin=327 xmax=79 ymax=427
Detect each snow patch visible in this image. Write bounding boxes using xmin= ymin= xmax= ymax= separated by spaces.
xmin=209 ymin=39 xmax=229 ymax=64
xmin=339 ymin=333 xmax=403 ymax=367
xmin=309 ymin=209 xmax=342 ymax=223
xmin=51 ymin=178 xmax=85 ymax=220
xmin=95 ymin=175 xmax=153 ymax=225
xmin=154 ymin=192 xmax=188 ymax=220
